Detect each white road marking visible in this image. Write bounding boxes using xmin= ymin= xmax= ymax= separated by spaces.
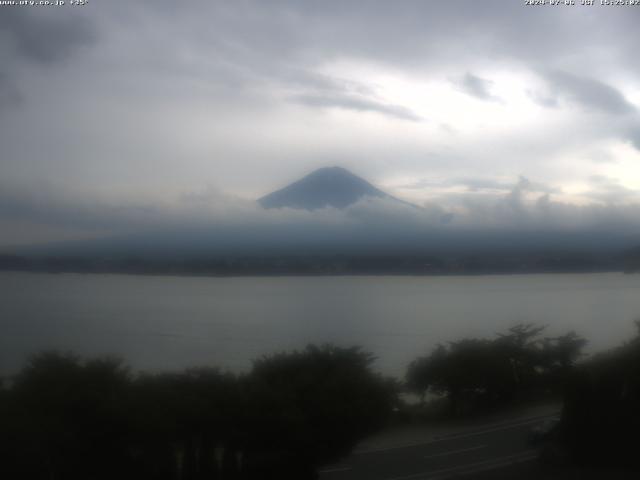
xmin=423 ymin=444 xmax=486 ymax=459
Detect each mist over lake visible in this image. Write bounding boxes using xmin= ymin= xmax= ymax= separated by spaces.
xmin=2 ymin=271 xmax=639 ymax=378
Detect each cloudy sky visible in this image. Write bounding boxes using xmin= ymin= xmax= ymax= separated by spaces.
xmin=1 ymin=0 xmax=640 ymax=246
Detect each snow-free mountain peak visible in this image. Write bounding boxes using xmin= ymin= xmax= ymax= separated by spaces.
xmin=258 ymin=166 xmax=392 ymax=210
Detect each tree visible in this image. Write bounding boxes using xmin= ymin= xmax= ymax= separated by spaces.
xmin=407 ymin=324 xmax=586 ymax=416
xmin=1 ymin=345 xmax=396 ymax=480
xmin=5 ymin=352 xmax=132 ymax=479
xmin=560 ymin=322 xmax=640 ymax=468
xmin=243 ymin=344 xmax=397 ymax=478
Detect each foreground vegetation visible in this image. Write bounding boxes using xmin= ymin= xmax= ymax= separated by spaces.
xmin=0 ymin=345 xmax=396 ymax=480
xmin=406 ymin=324 xmax=586 ymax=416
xmin=406 ymin=322 xmax=640 ymax=471
xmin=561 ymin=324 xmax=640 ymax=468
xmin=2 ymin=322 xmax=640 ymax=478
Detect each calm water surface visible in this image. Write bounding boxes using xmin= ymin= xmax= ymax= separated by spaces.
xmin=1 ymin=272 xmax=639 ymax=377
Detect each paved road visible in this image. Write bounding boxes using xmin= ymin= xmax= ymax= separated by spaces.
xmin=318 ymin=413 xmax=558 ymax=480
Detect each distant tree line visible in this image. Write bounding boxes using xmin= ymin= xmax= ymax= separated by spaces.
xmin=0 ymin=345 xmax=396 ymax=480
xmin=0 ymin=250 xmax=623 ymax=276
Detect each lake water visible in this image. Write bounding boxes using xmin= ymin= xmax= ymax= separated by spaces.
xmin=1 ymin=271 xmax=639 ymax=378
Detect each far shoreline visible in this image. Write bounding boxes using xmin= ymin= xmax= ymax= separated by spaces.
xmin=0 ymin=267 xmax=629 ymax=279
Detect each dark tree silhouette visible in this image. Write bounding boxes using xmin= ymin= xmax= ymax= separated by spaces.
xmin=560 ymin=322 xmax=640 ymax=469
xmin=406 ymin=324 xmax=586 ymax=416
xmin=242 ymin=344 xmax=397 ymax=478
xmin=0 ymin=345 xmax=396 ymax=480
xmin=3 ymin=352 xmax=132 ymax=479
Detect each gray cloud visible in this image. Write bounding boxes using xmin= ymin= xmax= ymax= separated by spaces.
xmin=541 ymin=71 xmax=636 ymax=115
xmin=452 ymin=180 xmax=640 ymax=235
xmin=400 ymin=176 xmax=558 ymax=194
xmin=527 ymin=89 xmax=559 ymax=109
xmin=277 ymin=67 xmax=421 ymax=121
xmin=0 ymin=184 xmax=162 ymax=232
xmin=585 ymin=175 xmax=639 ymax=204
xmin=628 ymin=126 xmax=640 ymax=151
xmin=2 ymin=1 xmax=640 ymax=248
xmin=98 ymin=1 xmax=640 ymax=92
xmin=0 ymin=72 xmax=21 ymax=109
xmin=455 ymin=73 xmax=501 ymax=102
xmin=2 ymin=175 xmax=639 ymax=251
xmin=290 ymin=92 xmax=422 ymax=121
xmin=0 ymin=9 xmax=96 ymax=64
xmin=275 ymin=69 xmax=376 ymax=97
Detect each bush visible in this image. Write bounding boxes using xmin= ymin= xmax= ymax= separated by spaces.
xmin=0 ymin=345 xmax=396 ymax=479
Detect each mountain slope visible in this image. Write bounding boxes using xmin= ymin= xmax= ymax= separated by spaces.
xmin=258 ymin=166 xmax=392 ymax=210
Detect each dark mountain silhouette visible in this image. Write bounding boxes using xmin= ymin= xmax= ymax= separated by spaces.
xmin=258 ymin=166 xmax=395 ymax=210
